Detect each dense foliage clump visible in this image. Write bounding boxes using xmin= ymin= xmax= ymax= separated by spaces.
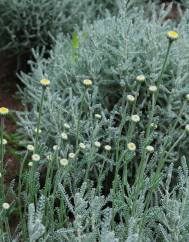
xmin=0 ymin=0 xmax=119 ymax=54
xmin=0 ymin=1 xmax=189 ymax=241
xmin=19 ymin=5 xmax=189 ymax=158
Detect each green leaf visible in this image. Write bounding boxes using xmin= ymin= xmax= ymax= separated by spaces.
xmin=72 ymin=31 xmax=79 ymax=49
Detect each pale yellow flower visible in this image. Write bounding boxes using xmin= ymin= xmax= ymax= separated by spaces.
xmin=95 ymin=114 xmax=102 ymax=119
xmin=32 ymin=154 xmax=40 ymax=162
xmin=53 ymin=145 xmax=59 ymax=151
xmin=68 ymin=153 xmax=75 ymax=159
xmin=0 ymin=107 xmax=9 ymax=115
xmin=136 ymin=75 xmax=145 ymax=82
xmin=104 ymin=145 xmax=112 ymax=151
xmin=1 ymin=139 xmax=7 ymax=145
xmin=167 ymin=31 xmax=179 ymax=41
xmin=185 ymin=94 xmax=189 ymax=101
xmin=46 ymin=154 xmax=52 ymax=160
xmin=83 ymin=79 xmax=93 ymax=87
xmin=127 ymin=95 xmax=135 ymax=102
xmin=27 ymin=144 xmax=34 ymax=151
xmin=61 ymin=132 xmax=68 ymax=140
xmin=146 ymin=145 xmax=154 ymax=153
xmin=185 ymin=125 xmax=189 ymax=132
xmin=2 ymin=202 xmax=10 ymax=210
xmin=79 ymin=143 xmax=86 ymax=149
xmin=64 ymin=123 xmax=70 ymax=129
xmin=40 ymin=79 xmax=50 ymax=87
xmin=60 ymin=158 xmax=68 ymax=166
xmin=127 ymin=142 xmax=136 ymax=151
xmin=94 ymin=141 xmax=101 ymax=148
xmin=131 ymin=114 xmax=140 ymax=123
xmin=28 ymin=162 xmax=33 ymax=167
xmin=34 ymin=128 xmax=42 ymax=134
xmin=150 ymin=123 xmax=158 ymax=129
xmin=149 ymin=85 xmax=157 ymax=93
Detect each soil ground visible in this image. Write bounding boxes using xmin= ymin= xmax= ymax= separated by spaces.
xmin=0 ymin=53 xmax=25 ymax=183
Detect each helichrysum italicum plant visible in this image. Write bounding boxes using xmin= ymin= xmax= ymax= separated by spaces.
xmin=19 ymin=3 xmax=189 ymax=161
xmin=1 ymin=1 xmax=189 ymax=241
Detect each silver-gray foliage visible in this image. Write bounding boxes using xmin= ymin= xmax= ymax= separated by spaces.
xmin=19 ymin=5 xmax=189 ymax=158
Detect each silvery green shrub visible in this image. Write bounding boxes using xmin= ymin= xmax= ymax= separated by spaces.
xmin=0 ymin=0 xmax=119 ymax=54
xmin=19 ymin=5 xmax=189 ymax=159
xmin=1 ymin=2 xmax=189 ymax=241
xmin=0 ymin=0 xmax=162 ymax=55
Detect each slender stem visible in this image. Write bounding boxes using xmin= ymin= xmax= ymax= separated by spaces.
xmin=145 ymin=131 xmax=185 ymax=211
xmin=165 ymin=101 xmax=186 ymax=139
xmin=18 ymin=152 xmax=28 ymax=201
xmin=112 ymin=84 xmax=140 ymax=224
xmin=44 ymin=149 xmax=58 ymax=197
xmin=84 ymin=145 xmax=95 ymax=183
xmin=5 ymin=217 xmax=11 ymax=242
xmin=0 ymin=117 xmax=4 ymax=199
xmin=17 ymin=151 xmax=28 ymax=239
xmin=135 ymin=94 xmax=155 ymax=184
xmin=132 ymin=41 xmax=172 ymax=216
xmin=34 ymin=87 xmax=45 ymax=152
xmin=97 ymin=158 xmax=106 ymax=195
xmin=156 ymin=41 xmax=172 ymax=95
xmin=76 ymin=90 xmax=86 ymax=149
xmin=137 ymin=41 xmax=172 ymax=182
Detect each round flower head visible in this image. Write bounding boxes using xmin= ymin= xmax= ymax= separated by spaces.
xmin=68 ymin=153 xmax=75 ymax=159
xmin=79 ymin=143 xmax=86 ymax=150
xmin=185 ymin=125 xmax=189 ymax=133
xmin=94 ymin=141 xmax=101 ymax=148
xmin=46 ymin=154 xmax=52 ymax=160
xmin=27 ymin=144 xmax=34 ymax=151
xmin=53 ymin=145 xmax=59 ymax=151
xmin=150 ymin=123 xmax=158 ymax=129
xmin=185 ymin=94 xmax=189 ymax=101
xmin=0 ymin=107 xmax=9 ymax=115
xmin=2 ymin=202 xmax=10 ymax=210
xmin=64 ymin=123 xmax=70 ymax=129
xmin=32 ymin=154 xmax=40 ymax=162
xmin=60 ymin=158 xmax=69 ymax=166
xmin=149 ymin=85 xmax=157 ymax=93
xmin=61 ymin=132 xmax=68 ymax=140
xmin=95 ymin=114 xmax=102 ymax=119
xmin=131 ymin=114 xmax=140 ymax=123
xmin=127 ymin=142 xmax=136 ymax=151
xmin=1 ymin=139 xmax=7 ymax=145
xmin=127 ymin=95 xmax=135 ymax=102
xmin=167 ymin=31 xmax=179 ymax=41
xmin=28 ymin=162 xmax=33 ymax=167
xmin=40 ymin=79 xmax=50 ymax=87
xmin=34 ymin=128 xmax=42 ymax=134
xmin=83 ymin=79 xmax=92 ymax=87
xmin=146 ymin=145 xmax=154 ymax=153
xmin=136 ymin=75 xmax=145 ymax=82
xmin=104 ymin=145 xmax=112 ymax=151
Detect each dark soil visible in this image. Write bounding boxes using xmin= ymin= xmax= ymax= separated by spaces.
xmin=0 ymin=53 xmax=23 ymax=178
